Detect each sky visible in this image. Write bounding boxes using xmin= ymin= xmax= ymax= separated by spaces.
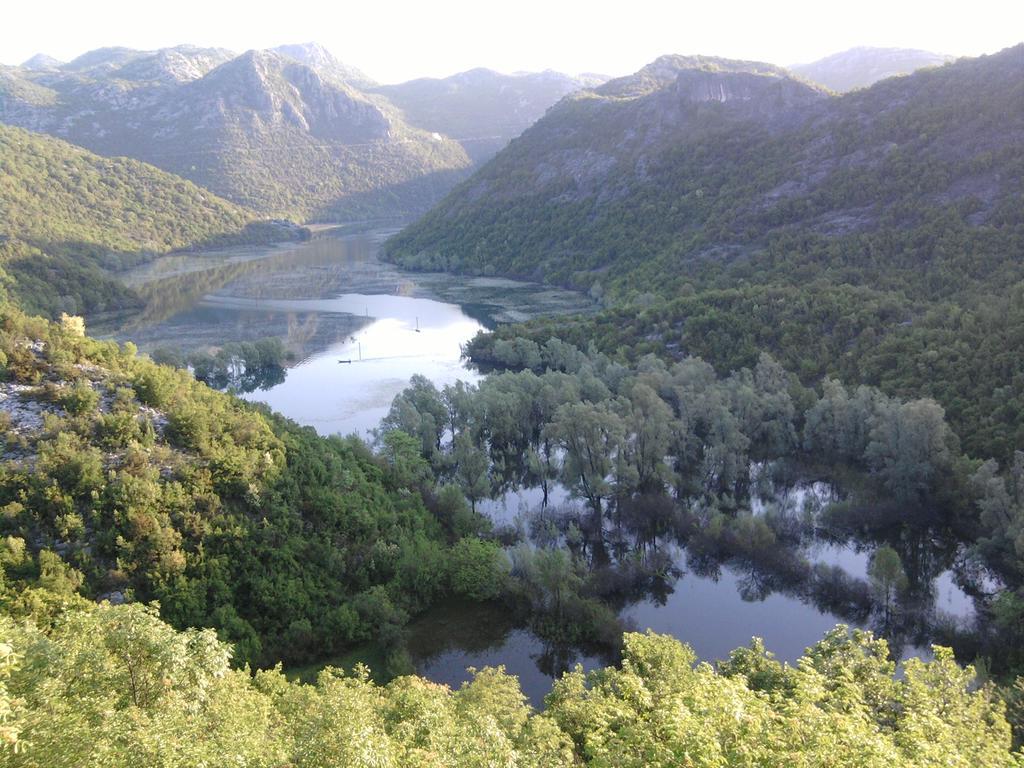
xmin=2 ymin=0 xmax=1021 ymax=83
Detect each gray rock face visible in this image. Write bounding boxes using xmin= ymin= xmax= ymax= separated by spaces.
xmin=112 ymin=47 xmax=238 ymax=84
xmin=20 ymin=53 xmax=63 ymax=71
xmin=272 ymin=42 xmax=377 ymax=89
xmin=469 ymin=56 xmax=828 ymax=199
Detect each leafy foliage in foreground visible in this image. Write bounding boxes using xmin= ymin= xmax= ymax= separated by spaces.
xmin=0 ymin=600 xmax=1018 ymax=766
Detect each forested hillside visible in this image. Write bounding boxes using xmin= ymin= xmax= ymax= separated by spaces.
xmin=0 ymin=305 xmax=505 ymax=670
xmin=387 ymin=46 xmax=1024 ymax=459
xmin=1 ymin=286 xmax=1021 ymax=767
xmin=2 ymin=602 xmax=1017 ymax=766
xmin=0 ymin=123 xmax=301 ymax=318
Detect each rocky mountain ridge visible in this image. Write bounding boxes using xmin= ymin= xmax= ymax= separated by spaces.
xmin=0 ymin=43 xmax=603 ymax=218
xmin=374 ymin=67 xmax=605 ymax=162
xmin=0 ymin=45 xmax=470 ymax=219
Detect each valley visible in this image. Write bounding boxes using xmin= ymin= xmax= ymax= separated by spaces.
xmin=109 ymin=228 xmax=986 ymax=705
xmin=0 ymin=24 xmax=1021 ymax=766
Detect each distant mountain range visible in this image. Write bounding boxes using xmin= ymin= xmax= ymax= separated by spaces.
xmin=0 ymin=45 xmax=469 ymax=220
xmin=0 ymin=42 xmax=970 ymax=222
xmin=792 ymin=46 xmax=954 ymax=92
xmin=0 ymin=43 xmax=602 ymax=220
xmin=374 ymin=69 xmax=607 ymax=163
xmin=387 ymin=46 xmax=1022 ymax=287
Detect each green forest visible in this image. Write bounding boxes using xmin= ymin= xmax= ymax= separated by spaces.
xmin=0 ymin=40 xmax=1022 ymax=767
xmin=0 ymin=304 xmax=1021 ymax=764
xmin=0 ymin=124 xmax=303 ymax=318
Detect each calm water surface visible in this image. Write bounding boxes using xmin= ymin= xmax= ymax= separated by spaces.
xmin=103 ymin=229 xmax=592 ymax=437
xmin=411 ymin=475 xmax=980 ymax=707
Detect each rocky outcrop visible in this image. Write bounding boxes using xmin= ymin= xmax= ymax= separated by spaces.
xmin=272 ymin=42 xmax=377 ymax=89
xmin=20 ymin=53 xmax=63 ymax=71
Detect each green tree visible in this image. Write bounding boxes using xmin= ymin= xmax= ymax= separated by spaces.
xmin=546 ymin=401 xmax=624 ymax=516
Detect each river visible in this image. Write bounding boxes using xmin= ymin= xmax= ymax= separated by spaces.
xmin=101 ymin=228 xmax=984 ymax=707
xmin=101 ymin=227 xmax=593 ymax=437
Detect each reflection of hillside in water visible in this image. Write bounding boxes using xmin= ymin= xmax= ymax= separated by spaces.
xmin=119 ymin=236 xmax=395 ymax=328
xmin=102 ymin=234 xmax=427 ymax=358
xmin=103 ymin=230 xmax=595 ymax=358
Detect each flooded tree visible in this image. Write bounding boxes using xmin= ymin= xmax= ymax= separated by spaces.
xmin=868 ymin=545 xmax=910 ymax=624
xmin=866 ymin=398 xmax=956 ymax=504
xmin=547 ymin=401 xmax=624 ymax=517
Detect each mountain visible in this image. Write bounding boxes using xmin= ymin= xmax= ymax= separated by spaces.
xmin=374 ymin=68 xmax=606 ymax=163
xmin=272 ymin=41 xmax=377 ymax=88
xmin=388 ymin=48 xmax=1021 ymax=286
xmin=791 ymin=46 xmax=954 ymax=92
xmin=386 ymin=54 xmax=832 ymax=283
xmin=0 ymin=46 xmax=471 ymax=220
xmin=47 ymin=45 xmax=237 ymax=83
xmin=388 ymin=46 xmax=1024 ymax=459
xmin=20 ymin=53 xmax=63 ymax=71
xmin=0 ymin=123 xmax=296 ymax=317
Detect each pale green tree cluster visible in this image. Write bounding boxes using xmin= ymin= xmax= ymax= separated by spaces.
xmin=1 ymin=603 xmax=572 ymax=768
xmin=973 ymin=451 xmax=1024 ymax=568
xmin=2 ymin=602 xmax=1019 ymax=767
xmin=383 ymin=345 xmax=960 ymax=517
xmin=380 ymin=351 xmax=805 ymax=517
xmin=546 ymin=629 xmax=1019 ymax=768
xmin=805 ymin=379 xmax=959 ymax=502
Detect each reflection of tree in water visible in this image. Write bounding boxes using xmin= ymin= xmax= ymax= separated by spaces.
xmin=407 ymin=601 xmax=522 ymax=662
xmin=510 ymin=464 xmax=983 ymax=666
xmin=284 ymin=313 xmax=322 ymax=360
xmin=532 ymin=637 xmax=619 ymax=681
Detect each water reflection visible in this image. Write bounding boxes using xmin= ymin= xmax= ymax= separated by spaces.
xmin=235 ymin=294 xmax=486 ymax=437
xmin=408 ymin=463 xmax=985 ymax=707
xmin=99 ymin=230 xmax=593 ymax=437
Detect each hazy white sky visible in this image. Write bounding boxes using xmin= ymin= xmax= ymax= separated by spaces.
xmin=2 ymin=0 xmax=1021 ymax=83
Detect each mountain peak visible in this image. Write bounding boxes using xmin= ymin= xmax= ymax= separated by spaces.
xmin=272 ymin=42 xmax=336 ymax=69
xmin=20 ymin=53 xmax=63 ymax=71
xmin=598 ymin=54 xmax=811 ymax=99
xmin=63 ymin=46 xmax=142 ymax=73
xmin=113 ymin=46 xmax=236 ymax=84
xmin=271 ymin=42 xmax=377 ymax=88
